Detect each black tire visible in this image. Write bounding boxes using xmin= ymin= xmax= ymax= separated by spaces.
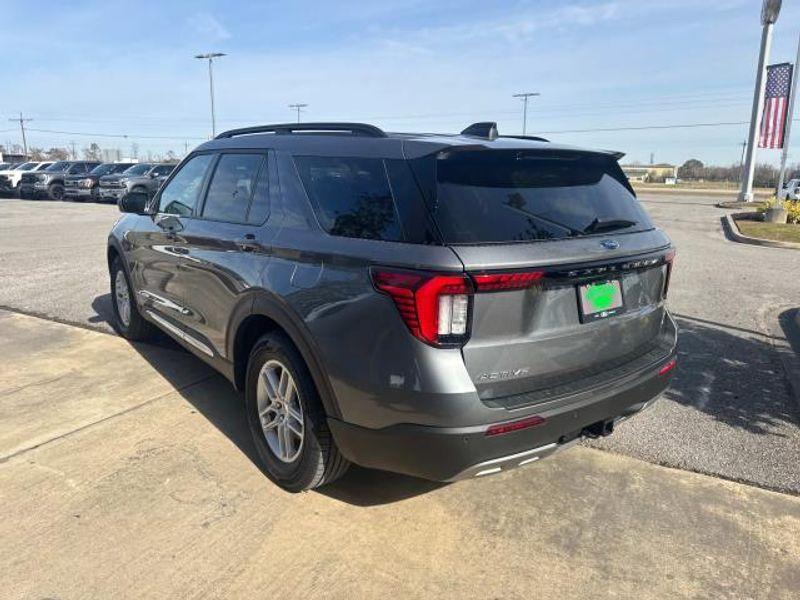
xmin=48 ymin=183 xmax=65 ymax=201
xmin=245 ymin=332 xmax=350 ymax=492
xmin=109 ymin=256 xmax=156 ymax=341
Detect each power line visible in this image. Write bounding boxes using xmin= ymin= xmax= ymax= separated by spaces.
xmin=534 ymin=121 xmax=752 ymax=135
xmin=26 ymin=127 xmax=206 ymax=141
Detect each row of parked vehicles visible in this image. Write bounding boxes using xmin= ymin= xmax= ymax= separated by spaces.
xmin=0 ymin=160 xmax=175 ymax=202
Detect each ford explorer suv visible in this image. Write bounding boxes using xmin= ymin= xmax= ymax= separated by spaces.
xmin=98 ymin=163 xmax=174 ymax=203
xmin=31 ymin=160 xmax=101 ymax=200
xmin=108 ymin=122 xmax=677 ymax=492
xmin=64 ymin=162 xmax=134 ymax=201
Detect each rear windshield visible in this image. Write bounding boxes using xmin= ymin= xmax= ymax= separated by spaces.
xmin=412 ymin=150 xmax=652 ymax=244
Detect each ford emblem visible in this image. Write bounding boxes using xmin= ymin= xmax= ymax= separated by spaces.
xmin=601 ymin=239 xmax=620 ymax=250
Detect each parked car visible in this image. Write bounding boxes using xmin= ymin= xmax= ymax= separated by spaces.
xmin=1 ymin=162 xmax=53 ymax=196
xmin=30 ymin=161 xmax=102 ymax=200
xmin=97 ymin=163 xmax=175 ymax=203
xmin=64 ymin=162 xmax=134 ymax=202
xmin=778 ymin=178 xmax=800 ymax=200
xmin=108 ymin=121 xmax=677 ymax=492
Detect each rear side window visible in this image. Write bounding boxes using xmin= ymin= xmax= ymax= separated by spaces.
xmin=295 ymin=156 xmax=403 ymax=241
xmin=412 ymin=150 xmax=652 ymax=244
xmin=202 ymin=154 xmax=264 ymax=223
xmin=159 ymin=154 xmax=214 ymax=216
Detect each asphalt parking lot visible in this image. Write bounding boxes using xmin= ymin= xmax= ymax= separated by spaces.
xmin=1 ymin=194 xmax=799 ymax=597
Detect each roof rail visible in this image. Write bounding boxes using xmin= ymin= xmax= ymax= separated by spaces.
xmin=214 ymin=122 xmax=387 ymax=139
xmin=461 ymin=122 xmax=499 ymax=140
xmin=499 ymin=134 xmax=550 ymax=143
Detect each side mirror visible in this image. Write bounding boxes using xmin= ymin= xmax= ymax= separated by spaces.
xmin=118 ymin=191 xmax=151 ymax=214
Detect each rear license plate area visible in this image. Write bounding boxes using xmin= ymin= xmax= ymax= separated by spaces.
xmin=577 ymin=279 xmax=625 ymax=323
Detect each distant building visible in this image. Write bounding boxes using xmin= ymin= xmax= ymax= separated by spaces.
xmin=621 ymin=163 xmax=678 ymax=183
xmin=0 ymin=152 xmax=26 ymax=163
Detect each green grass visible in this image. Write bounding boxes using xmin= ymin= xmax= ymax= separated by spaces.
xmin=735 ymin=219 xmax=800 ymax=244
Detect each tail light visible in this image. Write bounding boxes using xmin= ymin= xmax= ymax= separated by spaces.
xmin=371 ymin=269 xmax=472 ymax=347
xmin=663 ymin=248 xmax=675 ymax=298
xmin=371 ymin=267 xmax=545 ymax=348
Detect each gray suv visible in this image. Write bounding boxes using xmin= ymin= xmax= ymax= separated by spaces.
xmin=107 ymin=122 xmax=677 ymax=492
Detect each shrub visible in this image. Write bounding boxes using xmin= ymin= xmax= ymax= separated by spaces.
xmin=758 ymin=197 xmax=800 ymax=223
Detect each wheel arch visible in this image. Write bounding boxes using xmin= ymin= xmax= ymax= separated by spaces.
xmin=230 ymin=292 xmax=341 ymax=419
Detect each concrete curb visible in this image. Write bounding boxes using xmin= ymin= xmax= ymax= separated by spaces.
xmin=633 ymin=186 xmax=772 ymax=198
xmin=722 ymin=212 xmax=800 ymax=250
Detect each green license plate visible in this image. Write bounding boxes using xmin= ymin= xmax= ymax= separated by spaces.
xmin=577 ymin=279 xmax=625 ymax=323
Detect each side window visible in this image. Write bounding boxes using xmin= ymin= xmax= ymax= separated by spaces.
xmin=68 ymin=163 xmax=85 ymax=174
xmin=202 ymin=154 xmax=264 ymax=223
xmin=294 ymin=156 xmax=403 ymax=241
xmin=246 ymin=158 xmax=270 ymax=224
xmin=159 ymin=154 xmax=214 ymax=216
xmin=153 ymin=165 xmax=174 ymax=177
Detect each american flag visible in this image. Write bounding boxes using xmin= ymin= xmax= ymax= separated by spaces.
xmin=759 ymin=62 xmax=793 ymax=149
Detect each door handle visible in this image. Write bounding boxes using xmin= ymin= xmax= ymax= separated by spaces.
xmin=236 ymin=234 xmax=258 ymax=252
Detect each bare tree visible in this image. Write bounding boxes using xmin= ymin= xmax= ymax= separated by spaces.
xmin=82 ymin=143 xmax=102 ymax=161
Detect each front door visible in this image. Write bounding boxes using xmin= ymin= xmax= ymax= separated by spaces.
xmin=131 ymin=153 xmax=215 ymax=330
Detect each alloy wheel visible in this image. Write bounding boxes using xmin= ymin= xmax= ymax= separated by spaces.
xmin=114 ymin=269 xmax=131 ymax=327
xmin=256 ymin=359 xmax=304 ymax=463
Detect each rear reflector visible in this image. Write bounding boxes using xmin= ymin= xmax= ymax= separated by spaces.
xmin=472 ymin=271 xmax=544 ymax=292
xmin=485 ymin=415 xmax=546 ymax=436
xmin=658 ymin=357 xmax=677 ymax=376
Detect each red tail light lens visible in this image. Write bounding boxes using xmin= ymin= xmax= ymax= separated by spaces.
xmin=663 ymin=248 xmax=675 ymax=298
xmin=371 ymin=269 xmax=472 ymax=347
xmin=472 ymin=271 xmax=544 ymax=292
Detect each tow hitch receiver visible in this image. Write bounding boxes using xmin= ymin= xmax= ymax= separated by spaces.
xmin=583 ymin=419 xmax=615 ymax=438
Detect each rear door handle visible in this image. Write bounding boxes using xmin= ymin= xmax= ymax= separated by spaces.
xmin=236 ymin=233 xmax=258 ymax=252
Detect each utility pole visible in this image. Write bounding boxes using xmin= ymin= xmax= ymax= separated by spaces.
xmin=194 ymin=52 xmax=226 ymax=138
xmin=512 ymin=92 xmax=540 ymax=135
xmin=650 ymin=152 xmax=655 ymax=165
xmin=289 ymin=103 xmax=308 ymax=123
xmin=739 ymin=0 xmax=782 ymax=201
xmin=8 ymin=112 xmax=32 ymax=158
xmin=776 ymin=32 xmax=800 ymax=195
xmin=70 ymin=141 xmax=77 ymax=160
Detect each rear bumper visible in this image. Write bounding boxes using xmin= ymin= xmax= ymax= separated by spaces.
xmin=328 ymin=353 xmax=675 ymax=481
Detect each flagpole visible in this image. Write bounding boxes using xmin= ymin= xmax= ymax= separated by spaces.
xmin=776 ymin=33 xmax=800 ymax=196
xmin=739 ymin=15 xmax=776 ymax=202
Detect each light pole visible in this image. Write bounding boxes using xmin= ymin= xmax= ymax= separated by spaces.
xmin=739 ymin=0 xmax=782 ymax=202
xmin=512 ymin=92 xmax=540 ymax=135
xmin=289 ymin=103 xmax=308 ymax=123
xmin=776 ymin=33 xmax=800 ymax=196
xmin=194 ymin=52 xmax=226 ymax=138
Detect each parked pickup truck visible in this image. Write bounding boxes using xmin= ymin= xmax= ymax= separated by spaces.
xmin=64 ymin=162 xmax=134 ymax=201
xmin=29 ymin=161 xmax=102 ymax=200
xmin=0 ymin=162 xmax=52 ymax=196
xmin=97 ymin=163 xmax=175 ymax=203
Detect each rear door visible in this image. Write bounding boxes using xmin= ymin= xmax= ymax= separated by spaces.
xmin=171 ymin=150 xmax=277 ymax=358
xmin=412 ymin=149 xmax=673 ymax=404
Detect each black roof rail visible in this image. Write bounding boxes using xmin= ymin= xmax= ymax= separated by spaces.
xmin=215 ymin=122 xmax=387 ymax=139
xmin=461 ymin=122 xmax=498 ymax=140
xmin=499 ymin=134 xmax=550 ymax=143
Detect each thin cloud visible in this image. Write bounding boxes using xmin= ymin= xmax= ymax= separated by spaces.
xmin=188 ymin=12 xmax=231 ymax=41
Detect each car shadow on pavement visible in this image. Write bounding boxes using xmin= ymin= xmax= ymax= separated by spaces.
xmin=121 ymin=328 xmax=447 ymax=506
xmin=666 ymin=316 xmax=800 ymax=435
xmin=89 ymin=294 xmax=114 ymax=327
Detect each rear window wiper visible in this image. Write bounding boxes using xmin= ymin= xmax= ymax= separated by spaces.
xmin=583 ymin=218 xmax=637 ymax=234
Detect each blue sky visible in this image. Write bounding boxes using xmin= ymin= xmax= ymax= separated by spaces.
xmin=2 ymin=0 xmax=799 ymax=165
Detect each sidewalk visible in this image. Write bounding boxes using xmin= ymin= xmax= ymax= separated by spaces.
xmin=1 ymin=310 xmax=799 ymax=599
